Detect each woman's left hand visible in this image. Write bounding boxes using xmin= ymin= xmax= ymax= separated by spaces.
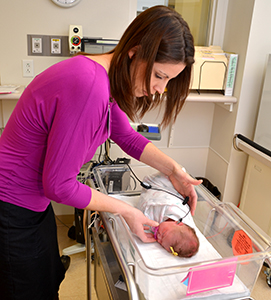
xmin=168 ymin=166 xmax=202 ymax=215
xmin=140 ymin=142 xmax=202 ymax=216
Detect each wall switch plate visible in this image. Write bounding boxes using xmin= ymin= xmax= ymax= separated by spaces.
xmin=32 ymin=37 xmax=42 ymax=53
xmin=22 ymin=60 xmax=34 ymax=77
xmin=27 ymin=34 xmax=70 ymax=57
xmin=51 ymin=38 xmax=61 ymax=54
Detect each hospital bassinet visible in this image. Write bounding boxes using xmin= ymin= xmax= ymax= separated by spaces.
xmin=87 ymin=164 xmax=271 ymax=300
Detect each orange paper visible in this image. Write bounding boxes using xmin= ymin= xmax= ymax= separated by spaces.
xmin=232 ymin=230 xmax=253 ymax=256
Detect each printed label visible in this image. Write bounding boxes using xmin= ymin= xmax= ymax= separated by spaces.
xmin=232 ymin=230 xmax=253 ymax=256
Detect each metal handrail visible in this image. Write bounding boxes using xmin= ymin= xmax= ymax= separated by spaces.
xmin=86 ymin=210 xmax=92 ymax=300
xmin=233 ymin=133 xmax=271 ymax=168
xmin=100 ymin=211 xmax=140 ymax=300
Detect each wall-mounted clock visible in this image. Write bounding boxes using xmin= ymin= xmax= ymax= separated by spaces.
xmin=51 ymin=0 xmax=82 ymax=8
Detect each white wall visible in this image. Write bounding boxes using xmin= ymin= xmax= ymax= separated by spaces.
xmin=0 ymin=0 xmax=137 ymax=85
xmin=110 ymin=101 xmax=214 ymax=177
xmin=206 ymin=0 xmax=271 ymax=204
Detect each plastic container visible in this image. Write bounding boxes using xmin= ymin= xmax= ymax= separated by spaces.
xmin=92 ymin=164 xmax=131 ymax=194
xmin=111 ymin=187 xmax=271 ymax=300
xmin=92 ymin=164 xmax=157 ymax=195
xmin=93 ymin=165 xmax=271 ymax=300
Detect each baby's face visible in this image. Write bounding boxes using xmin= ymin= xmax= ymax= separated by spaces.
xmin=156 ymin=220 xmax=184 ymax=253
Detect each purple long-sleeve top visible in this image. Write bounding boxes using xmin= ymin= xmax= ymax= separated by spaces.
xmin=0 ymin=56 xmax=150 ymax=212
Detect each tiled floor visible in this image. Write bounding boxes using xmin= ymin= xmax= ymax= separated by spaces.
xmin=56 ymin=215 xmax=97 ymax=300
xmin=56 ymin=215 xmax=271 ymax=300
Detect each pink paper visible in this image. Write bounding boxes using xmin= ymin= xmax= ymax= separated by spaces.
xmin=181 ymin=257 xmax=238 ymax=295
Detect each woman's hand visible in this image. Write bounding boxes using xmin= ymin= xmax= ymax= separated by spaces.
xmin=168 ymin=166 xmax=202 ymax=215
xmin=85 ymin=189 xmax=159 ymax=243
xmin=122 ymin=208 xmax=159 ymax=243
xmin=140 ymin=143 xmax=202 ymax=216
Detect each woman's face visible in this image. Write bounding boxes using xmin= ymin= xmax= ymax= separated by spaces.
xmin=130 ymin=59 xmax=186 ymax=97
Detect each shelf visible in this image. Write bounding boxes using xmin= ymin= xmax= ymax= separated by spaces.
xmin=0 ymin=88 xmax=237 ymax=111
xmin=0 ymin=85 xmax=24 ymax=100
xmin=187 ymin=91 xmax=237 ymax=112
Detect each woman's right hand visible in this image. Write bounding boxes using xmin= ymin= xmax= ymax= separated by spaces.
xmin=85 ymin=188 xmax=158 ymax=243
xmin=121 ymin=207 xmax=159 ymax=243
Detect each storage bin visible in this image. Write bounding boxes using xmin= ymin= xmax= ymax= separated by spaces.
xmin=196 ymin=177 xmax=221 ymax=200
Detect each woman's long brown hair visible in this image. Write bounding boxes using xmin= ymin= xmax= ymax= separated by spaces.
xmin=109 ymin=5 xmax=195 ymax=128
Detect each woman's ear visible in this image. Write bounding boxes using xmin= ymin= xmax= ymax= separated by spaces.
xmin=128 ymin=46 xmax=139 ymax=59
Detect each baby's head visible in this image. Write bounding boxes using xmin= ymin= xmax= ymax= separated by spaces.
xmin=155 ymin=220 xmax=199 ymax=258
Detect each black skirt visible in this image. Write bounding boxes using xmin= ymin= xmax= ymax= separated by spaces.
xmin=0 ymin=201 xmax=66 ymax=300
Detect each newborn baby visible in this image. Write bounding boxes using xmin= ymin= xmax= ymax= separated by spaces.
xmin=138 ymin=172 xmax=199 ymax=258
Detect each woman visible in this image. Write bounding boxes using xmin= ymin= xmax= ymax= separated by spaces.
xmin=0 ymin=5 xmax=201 ymax=300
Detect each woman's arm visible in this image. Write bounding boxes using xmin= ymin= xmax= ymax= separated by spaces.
xmin=84 ymin=188 xmax=159 ymax=242
xmin=139 ymin=142 xmax=202 ymax=215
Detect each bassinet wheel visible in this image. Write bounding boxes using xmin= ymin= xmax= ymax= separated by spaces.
xmin=264 ymin=264 xmax=271 ymax=287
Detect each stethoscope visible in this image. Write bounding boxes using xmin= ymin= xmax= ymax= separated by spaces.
xmin=126 ymin=164 xmax=191 ymax=223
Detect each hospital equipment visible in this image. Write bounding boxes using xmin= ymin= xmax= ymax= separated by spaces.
xmin=86 ymin=164 xmax=271 ymax=300
xmin=69 ymin=25 xmax=83 ymax=54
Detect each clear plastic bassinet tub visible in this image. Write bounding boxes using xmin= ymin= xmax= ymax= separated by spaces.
xmin=92 ymin=164 xmax=271 ymax=300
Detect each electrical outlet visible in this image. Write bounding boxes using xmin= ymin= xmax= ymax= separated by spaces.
xmin=22 ymin=60 xmax=34 ymax=77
